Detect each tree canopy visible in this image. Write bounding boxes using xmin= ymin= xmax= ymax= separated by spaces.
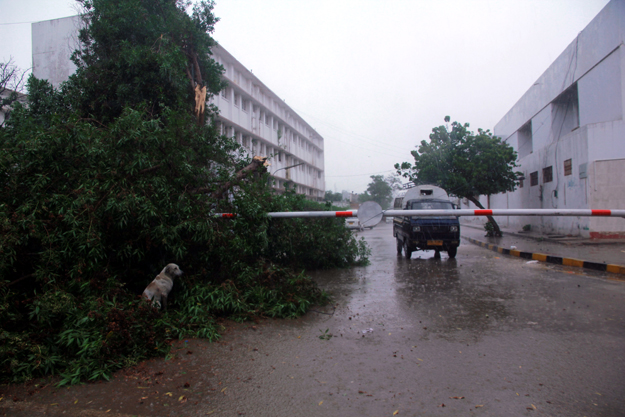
xmin=324 ymin=190 xmax=343 ymax=202
xmin=0 ymin=0 xmax=368 ymax=385
xmin=359 ymin=175 xmax=393 ymax=209
xmin=395 ymin=117 xmax=520 ymax=234
xmin=70 ymin=0 xmax=225 ymax=123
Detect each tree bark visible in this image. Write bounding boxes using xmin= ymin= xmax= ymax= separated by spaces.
xmin=185 ymin=52 xmax=206 ymax=126
xmin=466 ymin=195 xmax=502 ymax=236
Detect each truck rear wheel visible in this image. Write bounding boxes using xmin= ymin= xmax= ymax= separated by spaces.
xmin=447 ymin=247 xmax=457 ymax=259
xmin=403 ymin=241 xmax=412 ymax=259
xmin=396 ymin=238 xmax=403 ymax=255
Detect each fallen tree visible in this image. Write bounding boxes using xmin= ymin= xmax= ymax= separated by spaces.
xmin=0 ymin=0 xmax=369 ymax=385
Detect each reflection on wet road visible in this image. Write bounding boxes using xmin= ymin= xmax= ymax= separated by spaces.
xmin=185 ymin=222 xmax=625 ymax=417
xmin=12 ymin=222 xmax=622 ymax=417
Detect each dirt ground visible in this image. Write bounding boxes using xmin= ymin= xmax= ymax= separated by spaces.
xmin=0 ymin=320 xmax=266 ymax=416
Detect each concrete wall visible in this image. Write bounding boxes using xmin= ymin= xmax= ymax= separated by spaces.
xmin=588 ymin=158 xmax=625 ymax=237
xmin=495 ymin=0 xmax=625 ymax=139
xmin=578 ymin=49 xmax=623 ymax=126
xmin=32 ymin=16 xmax=82 ymax=88
xmin=488 ymin=0 xmax=625 ymax=238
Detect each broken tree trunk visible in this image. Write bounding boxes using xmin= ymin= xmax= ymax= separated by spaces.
xmin=209 ymin=156 xmax=269 ymax=199
xmin=185 ymin=51 xmax=207 ymax=126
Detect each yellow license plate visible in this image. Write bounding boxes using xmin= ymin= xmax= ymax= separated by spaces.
xmin=427 ymin=240 xmax=443 ymax=246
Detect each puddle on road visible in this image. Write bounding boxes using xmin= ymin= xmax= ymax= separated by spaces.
xmin=4 ymin=223 xmax=624 ymax=417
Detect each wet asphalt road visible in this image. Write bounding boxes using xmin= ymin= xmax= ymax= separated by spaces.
xmin=4 ymin=222 xmax=624 ymax=417
xmin=183 ymin=222 xmax=625 ymax=417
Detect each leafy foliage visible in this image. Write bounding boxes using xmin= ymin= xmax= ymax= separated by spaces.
xmin=324 ymin=190 xmax=343 ymax=202
xmin=0 ymin=0 xmax=368 ymax=385
xmin=359 ymin=175 xmax=393 ymax=208
xmin=266 ymin=193 xmax=370 ymax=270
xmin=395 ymin=117 xmax=520 ymax=233
xmin=70 ymin=0 xmax=225 ymax=123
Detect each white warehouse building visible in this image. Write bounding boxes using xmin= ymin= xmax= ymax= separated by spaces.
xmin=30 ymin=16 xmax=325 ymax=200
xmin=464 ymin=0 xmax=625 ymax=239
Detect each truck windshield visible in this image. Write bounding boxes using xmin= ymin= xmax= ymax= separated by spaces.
xmin=410 ymin=201 xmax=454 ymax=210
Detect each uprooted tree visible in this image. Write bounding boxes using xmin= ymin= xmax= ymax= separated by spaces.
xmin=395 ymin=116 xmax=521 ymax=236
xmin=0 ymin=0 xmax=368 ymax=385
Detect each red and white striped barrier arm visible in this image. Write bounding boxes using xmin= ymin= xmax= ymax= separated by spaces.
xmin=215 ymin=209 xmax=625 ymax=218
xmin=215 ymin=210 xmax=358 ymax=218
xmin=382 ymin=209 xmax=625 ymax=217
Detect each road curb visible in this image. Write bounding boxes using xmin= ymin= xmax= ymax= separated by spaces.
xmin=463 ymin=236 xmax=625 ymax=275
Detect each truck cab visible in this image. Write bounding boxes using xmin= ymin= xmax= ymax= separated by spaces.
xmin=392 ymin=184 xmax=460 ymax=259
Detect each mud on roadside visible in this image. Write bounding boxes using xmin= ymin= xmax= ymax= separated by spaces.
xmin=0 ymin=320 xmax=262 ymax=417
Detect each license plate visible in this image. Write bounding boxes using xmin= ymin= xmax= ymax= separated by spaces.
xmin=427 ymin=240 xmax=443 ymax=246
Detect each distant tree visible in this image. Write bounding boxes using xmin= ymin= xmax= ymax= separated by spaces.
xmin=385 ymin=173 xmax=404 ymax=192
xmin=358 ymin=191 xmax=373 ymax=204
xmin=0 ymin=58 xmax=27 ymax=125
xmin=395 ymin=117 xmax=520 ymax=236
xmin=361 ymin=175 xmax=393 ymax=208
xmin=324 ymin=190 xmax=343 ymax=202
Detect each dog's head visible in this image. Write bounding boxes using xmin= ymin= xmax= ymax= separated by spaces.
xmin=162 ymin=263 xmax=183 ymax=279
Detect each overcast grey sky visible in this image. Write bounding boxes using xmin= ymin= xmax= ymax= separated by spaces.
xmin=0 ymin=0 xmax=610 ymax=193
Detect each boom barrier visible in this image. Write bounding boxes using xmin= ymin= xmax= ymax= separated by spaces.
xmin=382 ymin=209 xmax=625 ymax=218
xmin=216 ymin=205 xmax=625 ymax=228
xmin=216 ymin=211 xmax=356 ymax=219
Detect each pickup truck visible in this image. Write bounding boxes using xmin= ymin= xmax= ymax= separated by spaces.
xmin=392 ymin=184 xmax=460 ymax=259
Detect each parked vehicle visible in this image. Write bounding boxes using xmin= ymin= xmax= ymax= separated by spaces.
xmin=393 ymin=184 xmax=460 ymax=258
xmin=345 ymin=217 xmax=363 ymax=231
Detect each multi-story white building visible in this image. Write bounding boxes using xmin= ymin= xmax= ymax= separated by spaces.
xmin=210 ymin=45 xmax=325 ymax=199
xmin=463 ymin=0 xmax=625 ymax=239
xmin=30 ymin=16 xmax=325 ymax=200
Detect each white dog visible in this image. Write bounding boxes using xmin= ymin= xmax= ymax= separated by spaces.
xmin=142 ymin=263 xmax=183 ymax=310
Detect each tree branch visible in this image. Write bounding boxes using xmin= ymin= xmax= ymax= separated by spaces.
xmin=191 ymin=156 xmax=269 ymax=198
xmin=2 ymin=273 xmax=35 ymax=288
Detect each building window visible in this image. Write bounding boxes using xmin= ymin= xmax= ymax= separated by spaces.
xmin=234 ymin=94 xmax=240 ymax=107
xmin=518 ymin=121 xmax=533 ymax=159
xmin=543 ymin=166 xmax=553 ymax=183
xmin=241 ymin=99 xmax=248 ymax=112
xmin=221 ymin=88 xmax=226 ymax=98
xmin=519 ymin=173 xmax=524 ymax=188
xmin=530 ymin=171 xmax=538 ymax=186
xmin=552 ymin=83 xmax=579 ymax=139
xmin=564 ymin=159 xmax=572 ymax=176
